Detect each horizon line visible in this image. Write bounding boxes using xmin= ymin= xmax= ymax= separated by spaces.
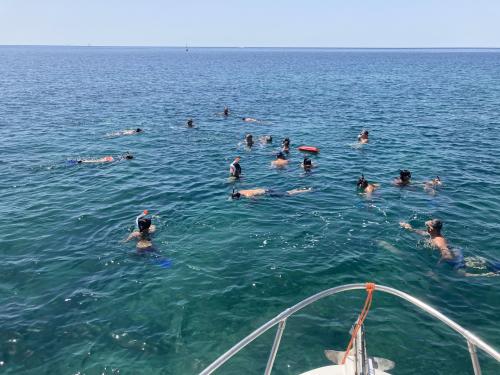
xmin=1 ymin=44 xmax=500 ymax=50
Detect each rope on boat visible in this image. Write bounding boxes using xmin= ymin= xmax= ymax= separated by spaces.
xmin=341 ymin=282 xmax=376 ymax=364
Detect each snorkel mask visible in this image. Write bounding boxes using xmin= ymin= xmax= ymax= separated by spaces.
xmin=231 ymin=188 xmax=241 ymax=199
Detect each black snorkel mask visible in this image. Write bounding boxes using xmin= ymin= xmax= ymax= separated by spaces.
xmin=231 ymin=188 xmax=241 ymax=199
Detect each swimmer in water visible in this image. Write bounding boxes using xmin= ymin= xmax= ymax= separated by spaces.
xmin=302 ymin=157 xmax=314 ymax=171
xmin=223 ymin=106 xmax=230 ymax=116
xmin=260 ymin=135 xmax=273 ymax=144
xmin=394 ymin=169 xmax=412 ymax=186
xmin=399 ymin=219 xmax=499 ymax=275
xmin=229 ymin=156 xmax=242 ymax=179
xmin=109 ymin=128 xmax=143 ymax=137
xmin=125 ymin=211 xmax=157 ymax=251
xmin=281 ymin=137 xmax=290 ymax=152
xmin=187 ymin=118 xmax=194 ymax=128
xmin=271 ymin=152 xmax=289 ymax=167
xmin=231 ymin=187 xmax=312 ymax=199
xmin=242 ymin=117 xmax=258 ymax=123
xmin=75 ymin=152 xmax=133 ymax=164
xmin=357 ymin=175 xmax=379 ymax=194
xmin=358 ymin=130 xmax=369 ymax=144
xmin=245 ymin=134 xmax=254 ymax=147
xmin=423 ymin=176 xmax=442 ymax=195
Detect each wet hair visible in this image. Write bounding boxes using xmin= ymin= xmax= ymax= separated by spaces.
xmin=427 ymin=219 xmax=443 ymax=232
xmin=400 ymin=170 xmax=412 ymax=181
xmin=303 ymin=157 xmax=312 ymax=166
xmin=362 ymin=130 xmax=369 ymax=136
xmin=266 ymin=135 xmax=272 ymax=143
xmin=357 ymin=175 xmax=368 ymax=189
xmin=125 ymin=154 xmax=134 ymax=160
xmin=138 ymin=217 xmax=151 ymax=233
xmin=136 ymin=128 xmax=142 ymax=133
xmin=282 ymin=137 xmax=290 ymax=146
xmin=277 ymin=152 xmax=286 ymax=160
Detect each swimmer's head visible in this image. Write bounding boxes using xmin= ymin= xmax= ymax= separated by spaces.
xmin=277 ymin=152 xmax=286 ymax=160
xmin=138 ymin=217 xmax=152 ymax=233
xmin=361 ymin=130 xmax=369 ymax=136
xmin=266 ymin=135 xmax=272 ymax=143
xmin=425 ymin=219 xmax=442 ymax=233
xmin=234 ymin=156 xmax=241 ymax=163
xmin=136 ymin=128 xmax=142 ymax=133
xmin=357 ymin=175 xmax=368 ymax=189
xmin=400 ymin=169 xmax=412 ymax=182
xmin=303 ymin=157 xmax=312 ymax=166
xmin=231 ymin=188 xmax=241 ymax=200
xmin=123 ymin=152 xmax=134 ymax=160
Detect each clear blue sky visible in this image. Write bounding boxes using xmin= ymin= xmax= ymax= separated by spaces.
xmin=1 ymin=0 xmax=499 ymax=47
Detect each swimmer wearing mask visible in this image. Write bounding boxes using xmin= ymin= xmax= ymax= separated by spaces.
xmin=109 ymin=128 xmax=143 ymax=137
xmin=271 ymin=152 xmax=289 ymax=167
xmin=358 ymin=130 xmax=369 ymax=144
xmin=394 ymin=170 xmax=412 ymax=186
xmin=260 ymin=135 xmax=272 ymax=144
xmin=245 ymin=134 xmax=254 ymax=147
xmin=400 ymin=219 xmax=499 ymax=275
xmin=242 ymin=117 xmax=258 ymax=123
xmin=229 ymin=156 xmax=242 ymax=178
xmin=231 ymin=187 xmax=312 ymax=199
xmin=302 ymin=157 xmax=314 ymax=171
xmin=125 ymin=210 xmax=157 ymax=251
xmin=357 ymin=175 xmax=379 ymax=194
xmin=187 ymin=118 xmax=194 ymax=128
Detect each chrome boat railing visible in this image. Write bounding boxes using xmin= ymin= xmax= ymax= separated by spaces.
xmin=199 ymin=283 xmax=500 ymax=375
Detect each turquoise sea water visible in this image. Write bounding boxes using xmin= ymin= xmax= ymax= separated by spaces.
xmin=1 ymin=47 xmax=499 ymax=374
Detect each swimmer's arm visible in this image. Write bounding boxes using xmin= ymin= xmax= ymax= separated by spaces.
xmin=399 ymin=222 xmax=427 ymax=236
xmin=124 ymin=231 xmax=139 ymax=242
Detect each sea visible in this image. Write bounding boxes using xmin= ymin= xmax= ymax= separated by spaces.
xmin=0 ymin=46 xmax=499 ymax=374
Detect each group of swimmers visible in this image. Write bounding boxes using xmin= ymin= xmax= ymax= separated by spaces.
xmin=107 ymin=108 xmax=497 ymax=276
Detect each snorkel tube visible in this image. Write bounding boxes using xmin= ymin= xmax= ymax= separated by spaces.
xmin=136 ymin=210 xmax=149 ymax=229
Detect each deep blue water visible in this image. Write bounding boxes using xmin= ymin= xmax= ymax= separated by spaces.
xmin=0 ymin=46 xmax=499 ymax=374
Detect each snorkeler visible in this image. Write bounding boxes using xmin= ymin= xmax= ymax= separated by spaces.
xmin=281 ymin=137 xmax=290 ymax=152
xmin=260 ymin=135 xmax=273 ymax=144
xmin=358 ymin=130 xmax=369 ymax=144
xmin=187 ymin=118 xmax=194 ymax=128
xmin=231 ymin=187 xmax=312 ymax=199
xmin=302 ymin=157 xmax=314 ymax=170
xmin=271 ymin=152 xmax=289 ymax=167
xmin=357 ymin=175 xmax=379 ymax=194
xmin=229 ymin=156 xmax=242 ymax=178
xmin=125 ymin=210 xmax=157 ymax=251
xmin=394 ymin=170 xmax=412 ymax=186
xmin=109 ymin=128 xmax=143 ymax=137
xmin=399 ymin=219 xmax=499 ymax=275
xmin=242 ymin=117 xmax=258 ymax=123
xmin=72 ymin=152 xmax=133 ymax=164
xmin=245 ymin=134 xmax=254 ymax=147
xmin=223 ymin=107 xmax=230 ymax=116
xmin=423 ymin=176 xmax=442 ymax=195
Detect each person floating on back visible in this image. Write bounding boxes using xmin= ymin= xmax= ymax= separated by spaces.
xmin=187 ymin=118 xmax=194 ymax=128
xmin=260 ymin=135 xmax=272 ymax=144
xmin=108 ymin=128 xmax=143 ymax=137
xmin=245 ymin=134 xmax=254 ymax=147
xmin=399 ymin=219 xmax=499 ymax=276
xmin=271 ymin=152 xmax=289 ymax=167
xmin=229 ymin=156 xmax=242 ymax=179
xmin=242 ymin=117 xmax=258 ymax=123
xmin=394 ymin=170 xmax=412 ymax=186
xmin=231 ymin=187 xmax=312 ymax=199
xmin=357 ymin=175 xmax=379 ymax=194
xmin=125 ymin=210 xmax=157 ymax=252
xmin=358 ymin=130 xmax=369 ymax=144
